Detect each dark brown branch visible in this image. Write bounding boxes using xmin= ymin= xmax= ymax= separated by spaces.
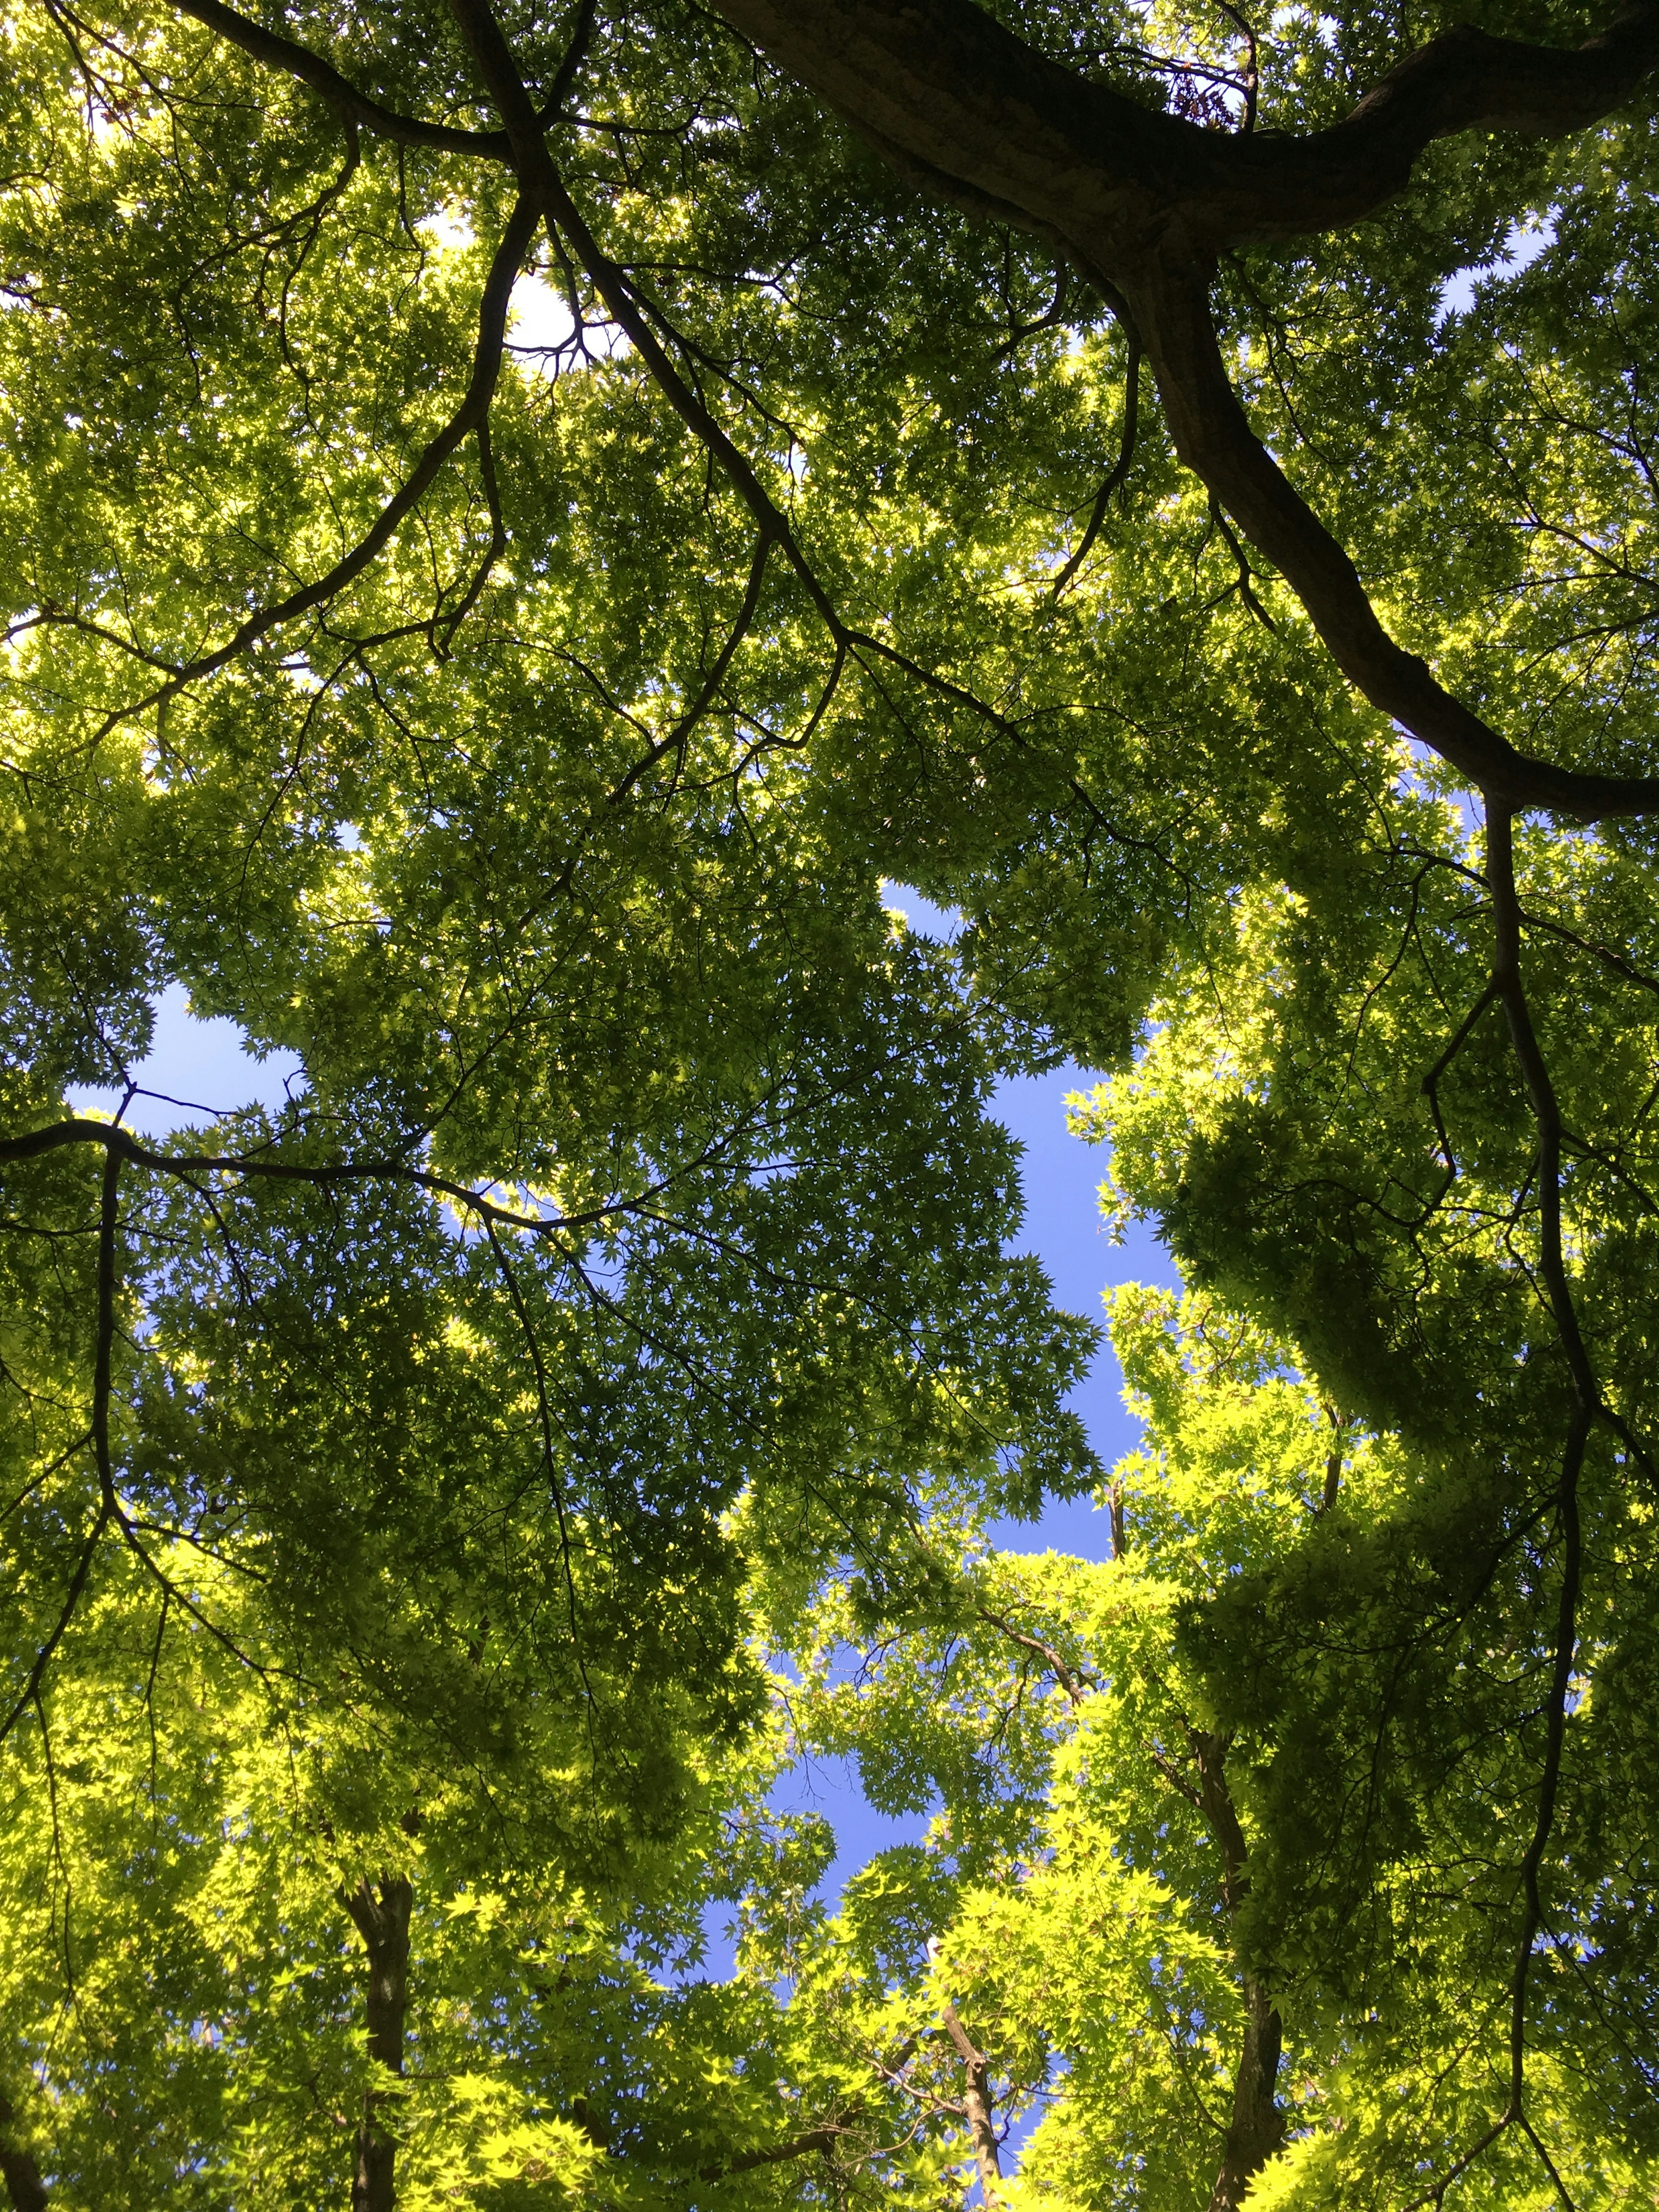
xmin=992 ymin=261 xmax=1070 ymax=358
xmin=1147 ymin=1739 xmax=1205 ymax=1809
xmin=1205 ymin=491 xmax=1277 ymax=632
xmin=1246 ymin=0 xmax=1659 ymax=239
xmin=699 ymin=2129 xmax=836 ymax=2180
xmin=1051 ymin=335 xmax=1141 ymax=599
xmin=1206 ymin=1979 xmax=1285 ymax=2212
xmin=1404 ymin=818 xmax=1593 ymax=2209
xmin=1321 ymin=1402 xmax=1343 ymax=1513
xmin=1188 ymin=1727 xmax=1249 ymax=1909
xmin=0 ymin=2094 xmax=48 ymax=2212
xmin=0 ymin=1151 xmax=123 ymax=1748
xmin=1212 ymin=0 xmax=1257 ymax=135
xmin=0 ymin=1505 xmax=110 ymax=1750
xmin=0 ymin=1116 xmax=661 ymax=1240
xmin=171 ymin=0 xmax=510 ymax=157
xmin=340 ymin=1875 xmax=413 ymax=2212
xmin=702 ymin=0 xmax=1659 ymax=817
xmin=1168 ymin=1731 xmax=1285 ymax=2210
xmin=1487 ymin=810 xmax=1590 ymax=2200
xmin=480 ymin=1220 xmax=591 ymax=1695
xmin=975 ymin=1605 xmax=1092 ymax=1708
xmin=444 ymin=0 xmax=842 ymax=632
xmin=1510 ymin=1418 xmax=1586 ymax=2126
xmin=423 ymin=420 xmax=509 ymax=658
xmin=1487 ymin=812 xmax=1601 ymax=1403
xmin=607 ymin=533 xmax=773 ymax=801
xmin=7 ymin=606 xmax=184 ymax=674
xmin=538 ymin=0 xmax=600 ymax=126
xmin=704 ymin=0 xmax=1659 ymax=253
xmin=92 ymin=1144 xmax=119 ymax=1510
xmin=1127 ymin=259 xmax=1659 ymax=817
xmin=100 ymin=190 xmax=537 ymax=735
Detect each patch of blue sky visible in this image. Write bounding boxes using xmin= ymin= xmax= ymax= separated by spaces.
xmin=1396 ymin=733 xmax=1484 ymax=846
xmin=880 ymin=883 xmax=1180 ymax=1557
xmin=64 ymin=983 xmax=305 ymax=1138
xmin=1437 ymin=214 xmax=1555 ymax=325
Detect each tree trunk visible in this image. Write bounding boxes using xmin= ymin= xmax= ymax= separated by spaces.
xmin=340 ymin=1875 xmax=413 ymax=2212
xmin=940 ymin=1999 xmax=1003 ymax=2206
xmin=1189 ymin=1734 xmax=1285 ymax=2211
xmin=1206 ymin=1979 xmax=1285 ymax=2212
xmin=0 ymin=2095 xmax=48 ymax=2212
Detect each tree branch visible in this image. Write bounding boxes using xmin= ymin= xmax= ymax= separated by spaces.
xmin=171 ymin=0 xmax=510 ymax=157
xmin=704 ymin=0 xmax=1659 ymax=251
xmin=1404 ymin=817 xmax=1593 ymax=2209
xmin=0 ymin=1116 xmax=667 ymax=1240
xmin=937 ymin=1998 xmax=1003 ymax=2206
xmin=340 ymin=1875 xmax=413 ymax=2212
xmin=702 ymin=0 xmax=1659 ymax=817
xmin=1177 ymin=1732 xmax=1285 ymax=2211
xmin=699 ymin=2128 xmax=836 ymax=2180
xmin=1125 ymin=258 xmax=1659 ymax=817
xmin=975 ymin=1605 xmax=1093 ymax=1708
xmin=444 ymin=0 xmax=843 ymax=632
xmin=0 ymin=2093 xmax=48 ymax=2212
xmin=97 ymin=189 xmax=537 ymax=736
xmin=606 ymin=533 xmax=773 ymax=802
xmin=1052 ymin=334 xmax=1141 ymax=599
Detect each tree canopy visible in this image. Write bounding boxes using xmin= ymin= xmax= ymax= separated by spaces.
xmin=2 ymin=0 xmax=1659 ymax=2202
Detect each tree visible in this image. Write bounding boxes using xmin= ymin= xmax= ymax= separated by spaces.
xmin=3 ymin=0 xmax=1659 ymax=2201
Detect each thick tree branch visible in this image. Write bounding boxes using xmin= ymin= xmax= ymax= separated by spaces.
xmin=704 ymin=0 xmax=1659 ymax=250
xmin=1125 ymin=259 xmax=1659 ymax=816
xmin=1180 ymin=1732 xmax=1285 ymax=2211
xmin=1206 ymin=1978 xmax=1285 ymax=2212
xmin=171 ymin=0 xmax=510 ymax=156
xmin=703 ymin=0 xmax=1659 ymax=817
xmin=698 ymin=2128 xmax=836 ymax=2180
xmin=0 ymin=2094 xmax=47 ymax=2212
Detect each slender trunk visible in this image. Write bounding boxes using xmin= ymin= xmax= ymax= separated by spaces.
xmin=1205 ymin=1977 xmax=1285 ymax=2212
xmin=0 ymin=2095 xmax=47 ymax=2212
xmin=1189 ymin=1734 xmax=1285 ymax=2212
xmin=1108 ymin=1476 xmax=1128 ymax=1560
xmin=940 ymin=1999 xmax=1002 ymax=2206
xmin=340 ymin=1875 xmax=413 ymax=2212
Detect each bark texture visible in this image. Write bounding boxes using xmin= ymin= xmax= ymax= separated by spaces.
xmin=1207 ymin=1980 xmax=1285 ymax=2212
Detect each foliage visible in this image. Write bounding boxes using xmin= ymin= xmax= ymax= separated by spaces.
xmin=3 ymin=0 xmax=1659 ymax=2202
